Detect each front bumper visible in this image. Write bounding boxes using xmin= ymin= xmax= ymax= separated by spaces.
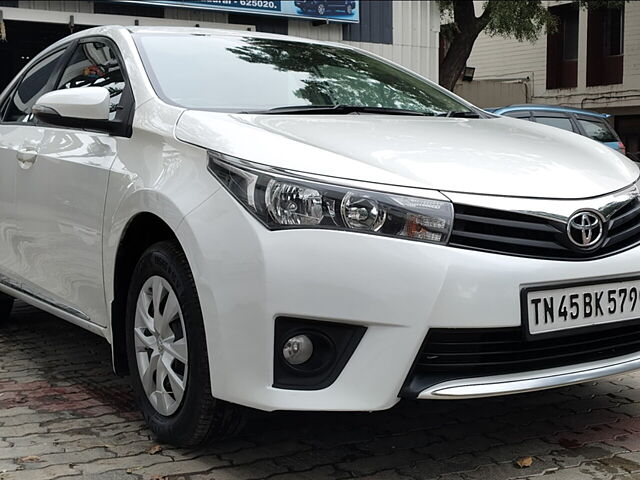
xmin=178 ymin=187 xmax=640 ymax=412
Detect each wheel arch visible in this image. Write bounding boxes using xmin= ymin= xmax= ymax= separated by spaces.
xmin=110 ymin=212 xmax=180 ymax=375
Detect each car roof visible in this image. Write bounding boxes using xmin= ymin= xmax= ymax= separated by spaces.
xmin=34 ymin=24 xmax=356 ymax=67
xmin=490 ymin=104 xmax=610 ymax=119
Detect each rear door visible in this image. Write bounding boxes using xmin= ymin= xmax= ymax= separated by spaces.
xmin=0 ymin=48 xmax=67 ymax=284
xmin=13 ymin=37 xmax=133 ymax=327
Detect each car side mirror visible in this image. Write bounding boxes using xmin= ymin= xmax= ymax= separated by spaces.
xmin=32 ymin=87 xmax=118 ymax=134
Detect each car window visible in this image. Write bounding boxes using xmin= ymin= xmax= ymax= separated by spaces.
xmin=56 ymin=41 xmax=126 ymax=121
xmin=2 ymin=50 xmax=65 ymax=123
xmin=577 ymin=118 xmax=618 ymax=142
xmin=534 ymin=116 xmax=575 ymax=132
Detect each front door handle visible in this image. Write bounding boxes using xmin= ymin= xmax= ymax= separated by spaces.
xmin=16 ymin=146 xmax=38 ymax=170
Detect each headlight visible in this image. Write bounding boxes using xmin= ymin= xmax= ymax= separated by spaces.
xmin=208 ymin=151 xmax=453 ymax=245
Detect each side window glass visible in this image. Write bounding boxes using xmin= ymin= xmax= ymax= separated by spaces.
xmin=56 ymin=41 xmax=126 ymax=121
xmin=2 ymin=50 xmax=65 ymax=123
xmin=577 ymin=119 xmax=617 ymax=142
xmin=534 ymin=116 xmax=575 ymax=132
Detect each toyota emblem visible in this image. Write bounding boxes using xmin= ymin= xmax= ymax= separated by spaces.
xmin=567 ymin=210 xmax=605 ymax=248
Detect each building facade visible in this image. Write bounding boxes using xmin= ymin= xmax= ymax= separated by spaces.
xmin=0 ymin=0 xmax=440 ymax=94
xmin=459 ymin=0 xmax=640 ymax=155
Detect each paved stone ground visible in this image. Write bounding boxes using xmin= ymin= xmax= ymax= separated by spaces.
xmin=4 ymin=304 xmax=640 ymax=480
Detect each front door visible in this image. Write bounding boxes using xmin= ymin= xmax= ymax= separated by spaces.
xmin=12 ymin=38 xmax=131 ymax=327
xmin=0 ymin=48 xmax=66 ymax=285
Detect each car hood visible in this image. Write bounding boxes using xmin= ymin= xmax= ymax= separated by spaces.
xmin=176 ymin=111 xmax=639 ymax=199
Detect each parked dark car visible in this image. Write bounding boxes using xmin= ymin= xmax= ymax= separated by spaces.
xmin=487 ymin=104 xmax=626 ymax=155
xmin=295 ymin=0 xmax=357 ymax=16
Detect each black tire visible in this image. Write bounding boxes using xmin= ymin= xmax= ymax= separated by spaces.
xmin=0 ymin=294 xmax=14 ymax=320
xmin=125 ymin=240 xmax=246 ymax=446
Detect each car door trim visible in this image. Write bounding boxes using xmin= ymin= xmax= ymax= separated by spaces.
xmin=0 ymin=273 xmax=106 ymax=338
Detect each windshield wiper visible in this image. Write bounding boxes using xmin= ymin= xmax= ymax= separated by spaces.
xmin=437 ymin=110 xmax=482 ymax=118
xmin=242 ymin=105 xmax=432 ymax=116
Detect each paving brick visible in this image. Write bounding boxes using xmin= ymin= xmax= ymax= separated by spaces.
xmin=554 ymin=410 xmax=627 ymax=431
xmin=482 ymin=420 xmax=561 ymax=444
xmin=274 ymin=446 xmax=358 ymax=471
xmin=600 ymin=455 xmax=640 ymax=473
xmin=351 ymin=469 xmax=415 ymax=479
xmin=1 ymin=464 xmax=79 ymax=480
xmin=397 ymin=454 xmax=492 ymax=479
xmin=9 ymin=302 xmax=640 ymax=480
xmin=188 ymin=459 xmax=288 ymax=479
xmin=358 ymin=430 xmax=441 ymax=454
xmin=539 ymin=443 xmax=625 ymax=468
xmin=71 ymin=453 xmax=172 ymax=475
xmin=481 ymin=438 xmax=559 ymax=463
xmin=268 ymin=465 xmax=346 ymax=480
xmin=337 ymin=450 xmax=426 ymax=476
xmin=416 ymin=434 xmax=501 ymax=458
xmin=221 ymin=440 xmax=311 ymax=465
xmin=0 ymin=423 xmax=43 ymax=439
xmin=462 ymin=457 xmax=559 ymax=480
xmin=0 ymin=443 xmax=65 ymax=461
xmin=34 ymin=447 xmax=116 ymax=469
xmin=606 ymin=434 xmax=640 ymax=452
xmin=135 ymin=455 xmax=229 ymax=477
xmin=547 ymin=424 xmax=630 ymax=449
xmin=610 ymin=404 xmax=640 ymax=417
xmin=529 ymin=460 xmax=627 ymax=480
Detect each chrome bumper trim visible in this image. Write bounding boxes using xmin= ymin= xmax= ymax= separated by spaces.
xmin=417 ymin=351 xmax=640 ymax=399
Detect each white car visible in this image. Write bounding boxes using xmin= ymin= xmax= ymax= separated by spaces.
xmin=1 ymin=26 xmax=640 ymax=446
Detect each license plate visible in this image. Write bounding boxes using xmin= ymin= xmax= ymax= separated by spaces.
xmin=523 ymin=277 xmax=640 ymax=336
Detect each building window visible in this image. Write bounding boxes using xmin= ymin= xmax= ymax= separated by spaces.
xmin=563 ymin=10 xmax=579 ymax=61
xmin=546 ymin=3 xmax=579 ymax=90
xmin=228 ymin=13 xmax=288 ymax=35
xmin=587 ymin=6 xmax=624 ymax=86
xmin=343 ymin=0 xmax=392 ymax=45
xmin=604 ymin=7 xmax=624 ymax=56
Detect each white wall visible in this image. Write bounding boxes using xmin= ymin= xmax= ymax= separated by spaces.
xmin=465 ymin=1 xmax=640 ymax=112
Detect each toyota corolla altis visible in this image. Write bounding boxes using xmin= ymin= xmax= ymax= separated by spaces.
xmin=1 ymin=26 xmax=639 ymax=446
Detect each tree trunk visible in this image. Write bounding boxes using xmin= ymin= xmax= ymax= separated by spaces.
xmin=439 ymin=32 xmax=480 ymax=91
xmin=438 ymin=0 xmax=493 ymax=91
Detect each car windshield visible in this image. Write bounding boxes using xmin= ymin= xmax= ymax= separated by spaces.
xmin=133 ymin=33 xmax=474 ymax=115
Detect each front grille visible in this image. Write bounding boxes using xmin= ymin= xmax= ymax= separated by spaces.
xmin=449 ymin=197 xmax=640 ymax=260
xmin=401 ymin=323 xmax=640 ymax=397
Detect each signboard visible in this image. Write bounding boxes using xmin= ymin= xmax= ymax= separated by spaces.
xmin=118 ymin=0 xmax=360 ymax=23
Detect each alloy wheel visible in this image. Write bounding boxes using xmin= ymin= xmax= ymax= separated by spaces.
xmin=134 ymin=276 xmax=188 ymax=416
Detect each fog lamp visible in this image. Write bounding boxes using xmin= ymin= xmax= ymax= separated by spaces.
xmin=282 ymin=334 xmax=314 ymax=365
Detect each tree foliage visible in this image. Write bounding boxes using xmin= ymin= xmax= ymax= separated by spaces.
xmin=438 ymin=0 xmax=627 ymax=90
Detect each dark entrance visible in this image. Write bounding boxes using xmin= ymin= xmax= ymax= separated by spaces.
xmin=0 ymin=20 xmax=90 ymax=93
xmin=615 ymin=115 xmax=640 ymax=160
